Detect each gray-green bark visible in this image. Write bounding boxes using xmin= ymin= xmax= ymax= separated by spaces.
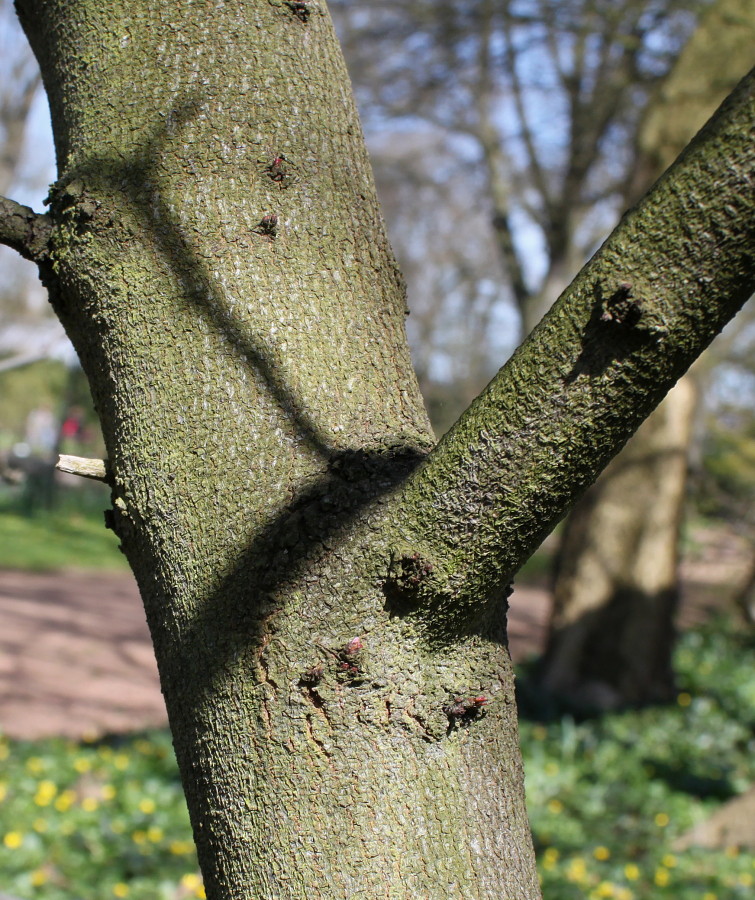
xmin=4 ymin=1 xmax=755 ymax=897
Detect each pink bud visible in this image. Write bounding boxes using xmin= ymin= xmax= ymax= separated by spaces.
xmin=344 ymin=637 xmax=363 ymax=655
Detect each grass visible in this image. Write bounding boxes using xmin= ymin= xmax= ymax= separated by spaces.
xmin=0 ymin=617 xmax=752 ymax=898
xmin=0 ymin=490 xmax=128 ymax=572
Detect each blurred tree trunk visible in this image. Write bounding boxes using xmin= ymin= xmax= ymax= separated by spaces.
xmin=541 ymin=0 xmax=755 ymax=708
xmin=542 ymin=379 xmax=697 ymax=707
xmin=332 ymin=0 xmax=702 ymax=428
xmin=0 ymin=0 xmax=39 ymax=196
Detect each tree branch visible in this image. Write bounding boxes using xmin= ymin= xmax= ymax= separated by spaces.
xmin=501 ymin=9 xmax=550 ymax=210
xmin=386 ymin=68 xmax=755 ymax=637
xmin=0 ymin=195 xmax=51 ymax=262
xmin=476 ymin=2 xmax=531 ymax=318
xmin=56 ymin=455 xmax=112 ymax=484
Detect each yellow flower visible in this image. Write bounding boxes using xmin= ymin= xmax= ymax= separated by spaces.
xmin=593 ymin=845 xmax=611 ymax=861
xmin=702 ymin=893 xmax=717 ymax=900
xmin=147 ymin=826 xmax=164 ymax=843
xmin=112 ymin=883 xmax=129 ymax=898
xmin=624 ymin=863 xmax=640 ymax=881
xmin=54 ymin=789 xmax=76 ymax=812
xmin=595 ymin=881 xmax=617 ymax=898
xmin=739 ymin=873 xmax=753 ymax=887
xmin=138 ymin=798 xmax=156 ymax=814
xmin=181 ymin=873 xmax=202 ymax=891
xmin=654 ymin=812 xmax=670 ymax=827
xmin=131 ymin=830 xmax=147 ymax=845
xmin=113 ymin=753 xmax=130 ymax=770
xmin=661 ymin=854 xmax=677 ymax=868
xmin=0 ymin=741 xmax=9 ymax=760
xmin=615 ymin=889 xmax=634 ymax=900
xmin=25 ymin=756 xmax=44 ymax=774
xmin=30 ymin=868 xmax=48 ymax=887
xmin=0 ymin=781 xmax=7 ymax=802
xmin=654 ymin=867 xmax=670 ymax=886
xmin=73 ymin=757 xmax=92 ymax=773
xmin=195 ymin=886 xmax=206 ymax=899
xmin=566 ymin=857 xmax=588 ymax=884
xmin=34 ymin=779 xmax=58 ymax=806
xmin=677 ymin=692 xmax=691 ymax=707
xmin=33 ymin=818 xmax=48 ymax=833
xmin=82 ymin=796 xmax=99 ymax=812
xmin=3 ymin=831 xmax=23 ymax=849
xmin=102 ymin=784 xmax=117 ymax=801
xmin=547 ymin=799 xmax=563 ymax=814
xmin=170 ymin=840 xmax=195 ymax=855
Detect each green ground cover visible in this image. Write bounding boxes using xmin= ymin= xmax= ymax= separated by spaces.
xmin=0 ymin=620 xmax=752 ymax=899
xmin=523 ymin=617 xmax=755 ymax=899
xmin=0 ymin=492 xmax=128 ymax=572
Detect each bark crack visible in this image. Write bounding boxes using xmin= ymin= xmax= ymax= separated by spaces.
xmin=304 ymin=713 xmax=331 ymax=756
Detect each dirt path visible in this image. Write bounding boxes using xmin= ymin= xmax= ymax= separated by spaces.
xmin=0 ymin=569 xmax=165 ymax=740
xmin=0 ymin=529 xmax=748 ymax=740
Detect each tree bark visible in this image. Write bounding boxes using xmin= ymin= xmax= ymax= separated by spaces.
xmin=10 ymin=1 xmax=537 ymax=895
xmin=5 ymin=0 xmax=755 ymax=897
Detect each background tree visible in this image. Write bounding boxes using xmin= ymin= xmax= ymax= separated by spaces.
xmin=0 ymin=0 xmax=61 ymax=368
xmin=541 ymin=0 xmax=755 ymax=707
xmin=331 ymin=0 xmax=703 ymax=416
xmin=1 ymin=2 xmax=753 ymax=898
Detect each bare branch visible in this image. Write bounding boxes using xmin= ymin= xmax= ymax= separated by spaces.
xmin=386 ymin=69 xmax=755 ymax=635
xmin=475 ymin=0 xmax=531 ymax=317
xmin=501 ymin=9 xmax=551 ymax=210
xmin=0 ymin=194 xmax=51 ymax=261
xmin=56 ymin=455 xmax=112 ymax=484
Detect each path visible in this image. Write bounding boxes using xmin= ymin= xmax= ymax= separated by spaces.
xmin=0 ymin=527 xmax=747 ymax=740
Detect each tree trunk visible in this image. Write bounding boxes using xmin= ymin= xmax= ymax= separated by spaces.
xmin=542 ymin=0 xmax=755 ymax=708
xmin=12 ymin=1 xmax=539 ymax=896
xmin=5 ymin=1 xmax=755 ymax=897
xmin=542 ymin=378 xmax=697 ymax=708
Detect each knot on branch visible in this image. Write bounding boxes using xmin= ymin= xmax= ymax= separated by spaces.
xmin=383 ymin=549 xmax=444 ymax=616
xmin=443 ymin=695 xmax=489 ymax=730
xmin=597 ymin=280 xmax=667 ymax=336
xmin=600 ymin=282 xmax=643 ymax=327
xmin=335 ymin=636 xmax=366 ymax=683
xmin=46 ymin=177 xmax=104 ymax=239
